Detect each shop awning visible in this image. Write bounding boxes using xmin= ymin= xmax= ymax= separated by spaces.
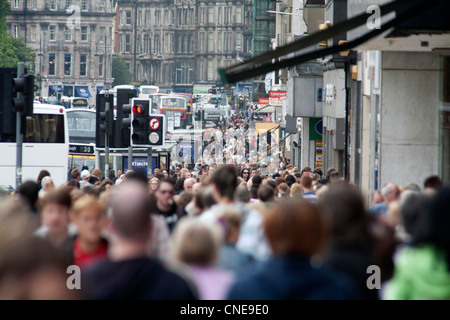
xmin=75 ymin=86 xmax=92 ymax=98
xmin=50 ymin=85 xmax=63 ymax=91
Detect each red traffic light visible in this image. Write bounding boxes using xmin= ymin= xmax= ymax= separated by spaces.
xmin=132 ymin=105 xmax=143 ymax=114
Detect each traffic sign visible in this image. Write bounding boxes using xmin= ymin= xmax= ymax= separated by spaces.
xmin=149 ymin=117 xmax=160 ymax=130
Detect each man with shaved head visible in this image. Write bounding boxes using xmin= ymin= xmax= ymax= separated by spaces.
xmin=82 ymin=181 xmax=197 ymax=300
xmin=183 ymin=178 xmax=196 ymax=192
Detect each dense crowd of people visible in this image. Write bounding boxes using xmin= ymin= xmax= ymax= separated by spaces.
xmin=0 ymin=163 xmax=449 ymax=300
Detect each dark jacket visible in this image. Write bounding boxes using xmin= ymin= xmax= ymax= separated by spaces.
xmin=154 ymin=201 xmax=187 ymax=233
xmin=227 ymin=254 xmax=359 ymax=300
xmin=82 ymin=257 xmax=197 ymax=300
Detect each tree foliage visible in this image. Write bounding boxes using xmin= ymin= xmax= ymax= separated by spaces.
xmin=0 ymin=0 xmax=36 ymax=69
xmin=112 ymin=55 xmax=132 ymax=86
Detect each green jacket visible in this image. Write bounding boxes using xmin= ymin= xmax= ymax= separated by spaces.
xmin=384 ymin=244 xmax=450 ymax=300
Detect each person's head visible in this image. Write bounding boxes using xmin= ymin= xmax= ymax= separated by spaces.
xmin=372 ymin=190 xmax=384 ymax=205
xmin=264 ymin=198 xmax=325 ymax=256
xmin=16 ymin=181 xmax=39 ymax=212
xmin=318 ymin=185 xmax=370 ymax=242
xmin=117 ymin=169 xmax=123 ymax=177
xmin=183 ymin=171 xmax=192 ymax=179
xmin=250 ymin=168 xmax=258 ymax=178
xmin=326 ymin=168 xmax=337 ymax=177
xmin=300 ymin=175 xmax=313 ymax=192
xmin=39 ymin=190 xmax=72 ymax=240
xmin=41 ymin=176 xmax=55 ymax=192
xmin=311 ymin=173 xmax=320 ymax=185
xmin=70 ymin=168 xmax=81 ymax=181
xmin=277 ymin=183 xmax=290 ymax=197
xmin=71 ymin=195 xmax=106 ymax=245
xmin=258 ymin=185 xmax=276 ymax=203
xmin=427 ymin=184 xmax=450 ymax=270
xmin=156 ymin=178 xmax=176 ymax=207
xmin=290 ymin=183 xmax=302 ymax=197
xmin=176 ymin=191 xmax=194 ymax=210
xmin=125 ymin=170 xmax=149 ymax=185
xmin=285 ymin=174 xmax=296 ymax=187
xmin=329 ymin=171 xmax=340 ymax=182
xmin=153 ymin=168 xmax=161 ymax=176
xmin=100 ymin=178 xmax=114 ymax=192
xmin=234 ymin=184 xmax=250 ymax=203
xmin=192 ymin=182 xmax=202 ymax=193
xmin=37 ymin=170 xmax=51 ymax=185
xmin=171 ymin=217 xmax=222 ymax=267
xmin=241 ymin=169 xmax=250 ymax=181
xmin=301 ymin=167 xmax=312 ymax=177
xmin=183 ymin=178 xmax=196 ymax=192
xmin=194 ymin=185 xmax=217 ymax=215
xmin=108 ymin=181 xmax=151 ymax=243
xmin=162 ymin=169 xmax=169 ymax=178
xmin=381 ymin=182 xmax=401 ymax=206
xmin=262 ymin=178 xmax=277 ymax=191
xmin=216 ymin=209 xmax=242 ymax=244
xmin=424 ymin=175 xmax=442 ymax=191
xmin=80 ymin=170 xmax=91 ymax=181
xmin=313 ymin=168 xmax=323 ymax=177
xmin=0 ymin=236 xmax=77 ymax=299
xmin=150 ymin=178 xmax=160 ymax=192
xmin=400 ymin=192 xmax=431 ymax=243
xmin=91 ymin=168 xmax=101 ymax=178
xmin=211 ymin=165 xmax=238 ymax=202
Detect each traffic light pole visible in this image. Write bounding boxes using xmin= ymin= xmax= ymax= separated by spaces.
xmin=105 ymin=99 xmax=110 ymax=177
xmin=15 ymin=63 xmax=24 ymax=190
xmin=128 ymin=146 xmax=132 ymax=173
xmin=147 ymin=147 xmax=152 ymax=180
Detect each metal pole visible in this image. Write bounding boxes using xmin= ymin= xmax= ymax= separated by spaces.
xmin=105 ymin=95 xmax=110 ymax=176
xmin=128 ymin=145 xmax=133 ymax=172
xmin=147 ymin=147 xmax=152 ymax=180
xmin=15 ymin=62 xmax=25 ymax=191
xmin=344 ymin=61 xmax=350 ymax=181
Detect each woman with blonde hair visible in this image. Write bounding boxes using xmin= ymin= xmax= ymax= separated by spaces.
xmin=170 ymin=217 xmax=234 ymax=300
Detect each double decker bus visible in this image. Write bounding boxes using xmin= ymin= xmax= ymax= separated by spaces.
xmin=0 ymin=103 xmax=69 ymax=189
xmin=171 ymin=93 xmax=193 ymax=125
xmin=149 ymin=93 xmax=169 ymax=113
xmin=159 ymin=96 xmax=188 ymax=131
xmin=66 ymin=108 xmax=96 ymax=174
xmin=139 ymin=85 xmax=160 ymax=97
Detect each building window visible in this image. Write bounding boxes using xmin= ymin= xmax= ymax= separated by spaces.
xmin=155 ymin=10 xmax=160 ymax=26
xmin=30 ymin=25 xmax=37 ymax=41
xmin=65 ymin=0 xmax=72 ymax=10
xmin=224 ymin=7 xmax=227 ymax=24
xmin=208 ymin=32 xmax=214 ymax=52
xmin=126 ymin=11 xmax=131 ymax=25
xmin=48 ymin=53 xmax=56 ymax=75
xmin=119 ymin=34 xmax=124 ymax=52
xmin=64 ymin=54 xmax=72 ymax=76
xmin=99 ymin=27 xmax=105 ymax=42
xmin=199 ymin=32 xmax=204 ymax=52
xmin=171 ymin=10 xmax=175 ymax=25
xmin=137 ymin=11 xmax=141 ymax=26
xmin=119 ymin=11 xmax=125 ymax=25
xmin=218 ymin=7 xmax=222 ymax=25
xmin=65 ymin=27 xmax=72 ymax=41
xmin=31 ymin=0 xmax=37 ymax=10
xmin=207 ymin=60 xmax=213 ymax=81
xmin=236 ymin=7 xmax=242 ymax=24
xmin=13 ymin=0 xmax=19 ymax=9
xmin=81 ymin=26 xmax=88 ymax=42
xmin=12 ymin=25 xmax=19 ymax=38
xmin=125 ymin=34 xmax=131 ymax=53
xmin=200 ymin=7 xmax=204 ymax=24
xmin=199 ymin=60 xmax=204 ymax=81
xmin=49 ymin=0 xmax=56 ymax=10
xmin=208 ymin=7 xmax=214 ymax=24
xmin=235 ymin=33 xmax=242 ymax=49
xmin=81 ymin=0 xmax=88 ymax=11
xmin=228 ymin=6 xmax=232 ymax=25
xmin=218 ymin=32 xmax=221 ymax=52
xmin=100 ymin=0 xmax=106 ymax=11
xmin=145 ymin=10 xmax=150 ymax=26
xmin=80 ymin=55 xmax=87 ymax=76
xmin=49 ymin=25 xmax=56 ymax=41
xmin=98 ymin=55 xmax=104 ymax=77
xmin=144 ymin=34 xmax=149 ymax=54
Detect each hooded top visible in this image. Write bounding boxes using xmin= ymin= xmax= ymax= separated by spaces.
xmin=384 ymin=244 xmax=450 ymax=300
